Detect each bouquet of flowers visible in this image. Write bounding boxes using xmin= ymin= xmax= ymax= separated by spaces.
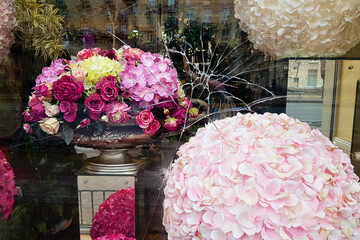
xmin=22 ymin=46 xmax=198 ymax=143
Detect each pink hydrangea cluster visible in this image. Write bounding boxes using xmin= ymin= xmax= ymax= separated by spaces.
xmin=94 ymin=233 xmax=136 ymax=240
xmin=0 ymin=0 xmax=16 ymax=63
xmin=0 ymin=150 xmax=17 ymax=220
xmin=163 ymin=113 xmax=360 ymax=240
xmin=35 ymin=59 xmax=73 ymax=86
xmin=120 ymin=51 xmax=179 ymax=109
xmin=90 ymin=187 xmax=135 ymax=239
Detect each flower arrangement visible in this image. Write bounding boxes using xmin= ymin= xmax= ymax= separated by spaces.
xmin=0 ymin=150 xmax=17 ymax=220
xmin=163 ymin=113 xmax=360 ymax=239
xmin=22 ymin=46 xmax=198 ymax=143
xmin=90 ymin=187 xmax=135 ymax=239
xmin=0 ymin=0 xmax=16 ymax=63
xmin=94 ymin=233 xmax=136 ymax=240
xmin=234 ymin=0 xmax=360 ymax=58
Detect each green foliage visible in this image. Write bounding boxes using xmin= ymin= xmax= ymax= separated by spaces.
xmin=15 ymin=0 xmax=67 ymax=61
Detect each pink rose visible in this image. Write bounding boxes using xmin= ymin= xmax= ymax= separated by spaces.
xmin=79 ymin=118 xmax=90 ymax=128
xmin=164 ymin=117 xmax=178 ymax=132
xmin=59 ymin=101 xmax=78 ymax=122
xmin=144 ymin=119 xmax=160 ymax=135
xmin=95 ymin=76 xmax=119 ymax=102
xmin=32 ymin=83 xmax=53 ymax=100
xmin=76 ymin=48 xmax=100 ymax=60
xmin=84 ymin=93 xmax=106 ymax=120
xmin=45 ymin=104 xmax=60 ymax=117
xmin=23 ymin=123 xmax=33 ymax=134
xmin=39 ymin=118 xmax=60 ymax=135
xmin=105 ymin=102 xmax=130 ymax=124
xmin=53 ymin=75 xmax=84 ymax=101
xmin=72 ymin=68 xmax=87 ymax=82
xmin=136 ymin=109 xmax=154 ymax=129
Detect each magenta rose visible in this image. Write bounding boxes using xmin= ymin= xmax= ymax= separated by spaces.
xmin=84 ymin=93 xmax=106 ymax=120
xmin=105 ymin=102 xmax=130 ymax=124
xmin=32 ymin=83 xmax=52 ymax=100
xmin=99 ymin=49 xmax=118 ymax=60
xmin=53 ymin=75 xmax=84 ymax=102
xmin=79 ymin=118 xmax=90 ymax=128
xmin=122 ymin=90 xmax=131 ymax=99
xmin=95 ymin=76 xmax=119 ymax=102
xmin=136 ymin=109 xmax=154 ymax=129
xmin=144 ymin=119 xmax=161 ymax=135
xmin=60 ymin=101 xmax=78 ymax=122
xmin=164 ymin=117 xmax=178 ymax=132
xmin=23 ymin=96 xmax=46 ymax=122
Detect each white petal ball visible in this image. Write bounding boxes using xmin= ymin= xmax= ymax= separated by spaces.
xmin=234 ymin=0 xmax=360 ymax=58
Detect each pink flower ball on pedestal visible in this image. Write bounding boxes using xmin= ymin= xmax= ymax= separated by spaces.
xmin=90 ymin=187 xmax=135 ymax=239
xmin=163 ymin=113 xmax=360 ymax=240
xmin=0 ymin=150 xmax=17 ymax=220
xmin=94 ymin=233 xmax=136 ymax=240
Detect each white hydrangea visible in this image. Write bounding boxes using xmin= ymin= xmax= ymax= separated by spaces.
xmin=234 ymin=0 xmax=360 ymax=58
xmin=0 ymin=0 xmax=16 ymax=63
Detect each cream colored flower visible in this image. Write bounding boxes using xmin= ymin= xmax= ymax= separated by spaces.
xmin=39 ymin=117 xmax=60 ymax=135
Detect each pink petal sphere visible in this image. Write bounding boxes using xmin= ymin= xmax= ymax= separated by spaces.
xmin=163 ymin=113 xmax=360 ymax=240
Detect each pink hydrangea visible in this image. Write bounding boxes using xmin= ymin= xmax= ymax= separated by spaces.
xmin=35 ymin=59 xmax=73 ymax=86
xmin=120 ymin=52 xmax=179 ymax=108
xmin=94 ymin=233 xmax=136 ymax=240
xmin=90 ymin=187 xmax=135 ymax=239
xmin=0 ymin=0 xmax=16 ymax=63
xmin=163 ymin=113 xmax=360 ymax=240
xmin=0 ymin=150 xmax=17 ymax=220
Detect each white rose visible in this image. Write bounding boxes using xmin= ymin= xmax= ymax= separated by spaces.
xmin=45 ymin=104 xmax=60 ymax=117
xmin=39 ymin=118 xmax=60 ymax=135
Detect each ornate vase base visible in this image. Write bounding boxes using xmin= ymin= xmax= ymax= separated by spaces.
xmin=83 ymin=161 xmax=141 ymax=175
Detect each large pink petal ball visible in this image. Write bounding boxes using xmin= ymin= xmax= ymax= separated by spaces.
xmin=163 ymin=113 xmax=360 ymax=239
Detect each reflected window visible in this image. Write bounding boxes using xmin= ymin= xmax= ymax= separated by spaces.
xmin=204 ymin=9 xmax=212 ymax=23
xmin=186 ymin=11 xmax=194 ymax=22
xmin=120 ymin=25 xmax=128 ymax=34
xmin=168 ymin=0 xmax=175 ymax=7
xmin=307 ymin=69 xmax=318 ymax=87
xmin=133 ymin=6 xmax=138 ymax=14
xmin=222 ymin=8 xmax=230 ymax=22
xmin=149 ymin=0 xmax=156 ymax=8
